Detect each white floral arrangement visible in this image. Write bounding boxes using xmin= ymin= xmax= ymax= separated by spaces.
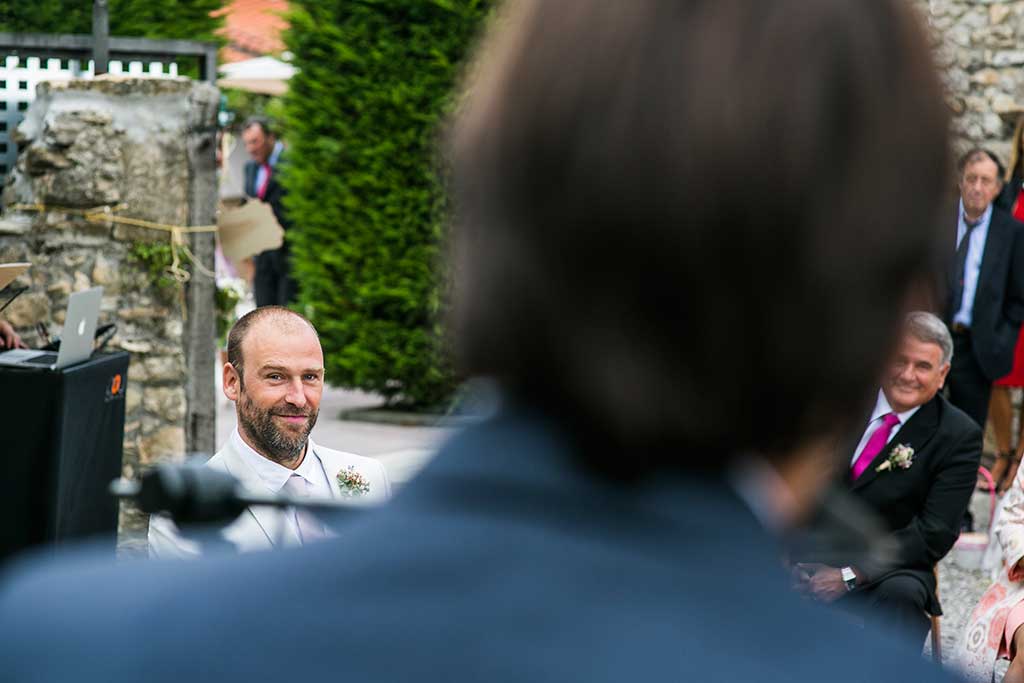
xmin=337 ymin=465 xmax=371 ymax=497
xmin=875 ymin=444 xmax=915 ymax=473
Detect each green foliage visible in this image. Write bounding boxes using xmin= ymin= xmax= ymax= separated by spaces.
xmin=0 ymin=1 xmax=225 ymax=42
xmin=126 ymin=241 xmax=187 ymax=302
xmin=281 ymin=0 xmax=489 ymax=407
xmin=221 ymin=89 xmax=287 ymax=136
xmin=215 ymin=281 xmax=243 ymax=346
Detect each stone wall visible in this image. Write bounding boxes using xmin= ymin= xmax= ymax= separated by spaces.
xmin=917 ymin=0 xmax=1024 ymax=160
xmin=0 ymin=77 xmax=218 ymax=552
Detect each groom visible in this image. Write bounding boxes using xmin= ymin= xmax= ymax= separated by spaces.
xmin=796 ymin=312 xmax=981 ymax=648
xmin=148 ymin=306 xmax=391 ymax=557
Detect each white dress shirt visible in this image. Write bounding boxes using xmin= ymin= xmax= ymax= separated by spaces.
xmin=231 ymin=427 xmax=333 ymax=498
xmin=232 ymin=428 xmax=334 ymax=542
xmin=850 ymin=390 xmax=922 ymax=466
xmin=953 ymin=199 xmax=992 ymax=327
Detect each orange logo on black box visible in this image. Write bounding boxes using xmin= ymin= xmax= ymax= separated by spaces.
xmin=105 ymin=373 xmax=124 ymax=402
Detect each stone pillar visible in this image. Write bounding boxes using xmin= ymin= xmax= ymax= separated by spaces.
xmin=0 ymin=76 xmax=219 ymax=553
xmin=914 ymin=0 xmax=1024 ymax=157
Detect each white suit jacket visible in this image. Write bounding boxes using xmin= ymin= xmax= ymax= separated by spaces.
xmin=147 ymin=435 xmax=391 ymax=558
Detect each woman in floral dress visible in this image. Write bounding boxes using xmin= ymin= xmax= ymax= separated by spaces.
xmin=957 ymin=464 xmax=1024 ymax=682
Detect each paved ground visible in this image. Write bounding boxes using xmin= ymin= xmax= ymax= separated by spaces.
xmin=928 ymin=489 xmax=1008 ymax=680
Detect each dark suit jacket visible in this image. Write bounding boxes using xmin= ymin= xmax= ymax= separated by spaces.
xmin=945 ymin=205 xmax=1024 ymax=380
xmin=0 ymin=410 xmax=960 ymax=682
xmin=244 ymin=155 xmax=290 ymax=234
xmin=840 ymin=394 xmax=981 ymax=614
xmin=995 ymin=173 xmax=1021 ymax=213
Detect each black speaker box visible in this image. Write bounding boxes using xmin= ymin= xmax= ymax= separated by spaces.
xmin=0 ymin=351 xmax=129 ymax=561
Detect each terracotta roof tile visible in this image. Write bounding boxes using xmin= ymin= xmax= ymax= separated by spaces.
xmin=217 ymin=0 xmax=289 ymax=63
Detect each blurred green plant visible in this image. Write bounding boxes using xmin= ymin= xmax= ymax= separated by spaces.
xmin=221 ymin=88 xmax=287 ymax=135
xmin=126 ymin=241 xmax=187 ymax=303
xmin=215 ymin=279 xmax=244 ymax=347
xmin=281 ymin=0 xmax=490 ymax=408
xmin=0 ymin=1 xmax=225 ymax=40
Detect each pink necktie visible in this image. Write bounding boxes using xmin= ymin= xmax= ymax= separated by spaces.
xmin=257 ymin=163 xmax=271 ymax=199
xmin=851 ymin=413 xmax=901 ymax=480
xmin=284 ymin=474 xmax=326 ymax=545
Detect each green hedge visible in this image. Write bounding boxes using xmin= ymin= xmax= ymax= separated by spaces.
xmin=282 ymin=0 xmax=489 ymax=408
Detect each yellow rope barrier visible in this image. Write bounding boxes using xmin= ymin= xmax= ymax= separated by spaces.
xmin=9 ymin=202 xmax=220 ymax=319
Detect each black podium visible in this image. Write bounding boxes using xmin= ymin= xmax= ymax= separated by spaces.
xmin=0 ymin=351 xmax=129 ymax=561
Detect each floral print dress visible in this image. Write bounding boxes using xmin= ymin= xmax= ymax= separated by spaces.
xmin=956 ymin=466 xmax=1024 ymax=681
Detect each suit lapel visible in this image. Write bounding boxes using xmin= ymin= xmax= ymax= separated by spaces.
xmin=309 ymin=441 xmax=342 ymax=500
xmin=977 ymin=210 xmax=1005 ymax=293
xmin=244 ymin=162 xmax=257 ymax=198
xmin=219 ymin=439 xmax=292 ymax=547
xmin=849 ymin=396 xmax=941 ymax=492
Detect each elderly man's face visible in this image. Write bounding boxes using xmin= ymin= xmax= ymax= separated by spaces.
xmin=242 ymin=125 xmax=275 ymax=165
xmin=882 ymin=335 xmax=950 ymax=414
xmin=223 ymin=316 xmax=324 ymax=466
xmin=959 ymin=156 xmax=1001 ymax=219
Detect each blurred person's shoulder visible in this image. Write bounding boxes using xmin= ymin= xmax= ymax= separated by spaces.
xmin=0 ymin=411 xmax=961 ymax=682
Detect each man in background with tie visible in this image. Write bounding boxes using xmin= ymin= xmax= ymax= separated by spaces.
xmin=243 ymin=117 xmax=297 ymax=307
xmin=148 ymin=306 xmax=391 ymax=557
xmin=946 ymin=149 xmax=1024 ymax=431
xmin=796 ymin=312 xmax=981 ymax=649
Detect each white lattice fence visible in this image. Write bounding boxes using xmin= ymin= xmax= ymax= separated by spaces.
xmin=0 ymin=56 xmax=180 ymax=175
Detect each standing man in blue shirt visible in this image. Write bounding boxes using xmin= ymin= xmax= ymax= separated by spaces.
xmin=946 ymin=149 xmax=1024 ymax=434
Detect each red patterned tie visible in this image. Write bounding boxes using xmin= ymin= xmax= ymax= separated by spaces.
xmin=851 ymin=413 xmax=901 ymax=480
xmin=257 ymin=163 xmax=271 ymax=199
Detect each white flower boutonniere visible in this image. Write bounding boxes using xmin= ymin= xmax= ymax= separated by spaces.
xmin=336 ymin=465 xmax=371 ymax=498
xmin=875 ymin=444 xmax=915 ymax=473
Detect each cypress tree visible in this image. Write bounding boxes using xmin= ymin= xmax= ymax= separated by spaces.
xmin=282 ymin=0 xmax=489 ymax=407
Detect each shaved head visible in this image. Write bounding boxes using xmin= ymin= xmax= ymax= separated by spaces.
xmin=226 ymin=306 xmax=319 ymax=387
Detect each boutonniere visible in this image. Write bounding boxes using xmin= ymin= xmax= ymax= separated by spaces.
xmin=875 ymin=444 xmax=915 ymax=473
xmin=336 ymin=465 xmax=371 ymax=497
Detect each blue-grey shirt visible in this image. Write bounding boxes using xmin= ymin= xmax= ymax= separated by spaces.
xmin=953 ymin=199 xmax=992 ymax=327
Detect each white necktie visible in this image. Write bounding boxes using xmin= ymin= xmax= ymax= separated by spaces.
xmin=283 ymin=474 xmax=326 ymax=544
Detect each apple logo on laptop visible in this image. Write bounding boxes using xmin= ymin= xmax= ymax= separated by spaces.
xmin=78 ymin=319 xmax=86 ymax=336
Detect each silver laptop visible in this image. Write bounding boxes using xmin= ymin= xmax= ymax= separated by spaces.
xmin=0 ymin=287 xmax=102 ymax=370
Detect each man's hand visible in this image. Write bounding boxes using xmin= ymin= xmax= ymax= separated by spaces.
xmin=0 ymin=320 xmax=23 ymax=349
xmin=794 ymin=562 xmax=849 ymax=603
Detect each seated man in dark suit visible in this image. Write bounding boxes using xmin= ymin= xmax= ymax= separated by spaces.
xmin=0 ymin=1 xmax=963 ymax=681
xmin=796 ymin=312 xmax=982 ymax=648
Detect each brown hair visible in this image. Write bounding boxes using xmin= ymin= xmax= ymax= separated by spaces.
xmin=958 ymin=147 xmax=1005 ymax=181
xmin=447 ymin=0 xmax=951 ymax=472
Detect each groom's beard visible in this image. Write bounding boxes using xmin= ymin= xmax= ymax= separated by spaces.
xmin=237 ymin=391 xmax=319 ymax=466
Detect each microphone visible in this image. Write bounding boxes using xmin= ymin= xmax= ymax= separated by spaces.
xmin=110 ymin=461 xmax=370 ymax=528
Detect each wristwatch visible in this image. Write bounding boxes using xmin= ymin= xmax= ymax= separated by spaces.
xmin=841 ymin=566 xmax=857 ymax=592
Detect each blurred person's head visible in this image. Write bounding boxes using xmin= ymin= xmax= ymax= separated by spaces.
xmin=882 ymin=312 xmax=952 ymax=414
xmin=958 ymin=148 xmax=1003 ymax=220
xmin=224 ymin=307 xmax=323 ymax=468
xmin=242 ymin=117 xmax=277 ymax=165
xmin=448 ymin=0 xmax=951 ymax=491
